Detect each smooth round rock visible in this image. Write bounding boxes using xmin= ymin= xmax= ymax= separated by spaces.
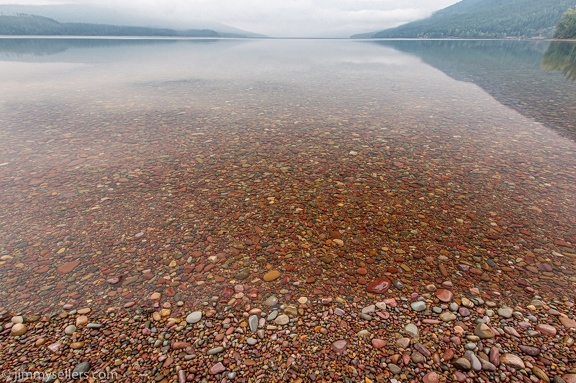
xmin=210 ymin=362 xmax=226 ymax=375
xmin=10 ymin=323 xmax=27 ymax=336
xmin=440 ymin=312 xmax=457 ymax=322
xmin=500 ymin=353 xmax=525 ymax=369
xmin=435 ymin=289 xmax=453 ymax=302
xmin=423 ymin=372 xmax=439 ymax=383
xmin=453 ymin=358 xmax=471 ymax=371
xmin=264 ymin=296 xmax=278 ymax=306
xmin=404 ymin=323 xmax=419 ymax=338
xmin=371 ymin=339 xmax=386 ymax=349
xmin=497 ymin=307 xmax=513 ymax=318
xmin=275 ymin=314 xmax=290 ymax=325
xmin=411 ymin=301 xmax=427 ymax=312
xmin=263 ymin=270 xmax=281 ymax=281
xmin=186 ymin=311 xmax=202 ymax=324
xmin=366 ymin=278 xmax=392 ymax=294
xmin=474 ymin=323 xmax=494 ymax=339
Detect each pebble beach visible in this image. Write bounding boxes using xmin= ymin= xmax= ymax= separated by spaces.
xmin=0 ymin=39 xmax=575 ymax=382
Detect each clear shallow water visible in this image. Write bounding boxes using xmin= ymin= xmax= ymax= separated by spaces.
xmin=0 ymin=38 xmax=575 ymax=313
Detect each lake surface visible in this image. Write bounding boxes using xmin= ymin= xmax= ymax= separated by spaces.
xmin=0 ymin=38 xmax=575 ymax=314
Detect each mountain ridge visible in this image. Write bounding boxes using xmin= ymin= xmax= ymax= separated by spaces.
xmin=0 ymin=4 xmax=265 ymax=38
xmin=0 ymin=14 xmax=225 ymax=37
xmin=352 ymin=0 xmax=575 ymax=39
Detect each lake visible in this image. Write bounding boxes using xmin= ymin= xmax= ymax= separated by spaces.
xmin=0 ymin=38 xmax=575 ymax=381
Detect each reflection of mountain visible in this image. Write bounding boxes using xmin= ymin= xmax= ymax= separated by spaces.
xmin=542 ymin=41 xmax=576 ymax=81
xmin=373 ymin=40 xmax=576 ymax=142
xmin=0 ymin=38 xmax=221 ymax=59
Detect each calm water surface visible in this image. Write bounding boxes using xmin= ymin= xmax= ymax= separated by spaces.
xmin=0 ymin=38 xmax=575 ymax=313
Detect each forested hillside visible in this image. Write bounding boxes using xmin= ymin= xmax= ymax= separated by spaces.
xmin=355 ymin=0 xmax=574 ymax=39
xmin=554 ymin=8 xmax=576 ymax=38
xmin=0 ymin=14 xmax=221 ymax=37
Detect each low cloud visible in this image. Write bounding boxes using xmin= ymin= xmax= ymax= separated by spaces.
xmin=0 ymin=0 xmax=460 ymax=37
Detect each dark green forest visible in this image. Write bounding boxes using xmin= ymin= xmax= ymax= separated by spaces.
xmin=355 ymin=0 xmax=575 ymax=39
xmin=0 ymin=14 xmax=221 ymax=37
xmin=554 ymin=8 xmax=576 ymax=38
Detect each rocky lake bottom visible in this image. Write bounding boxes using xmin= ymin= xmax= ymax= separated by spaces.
xmin=0 ymin=38 xmax=575 ymax=382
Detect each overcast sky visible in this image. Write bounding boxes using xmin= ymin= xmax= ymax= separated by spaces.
xmin=0 ymin=0 xmax=461 ymax=37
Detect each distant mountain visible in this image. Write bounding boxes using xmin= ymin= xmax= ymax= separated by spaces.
xmin=352 ymin=0 xmax=575 ymax=39
xmin=0 ymin=14 xmax=221 ymax=37
xmin=0 ymin=4 xmax=265 ymax=38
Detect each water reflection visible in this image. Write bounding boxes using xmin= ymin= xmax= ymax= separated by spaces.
xmin=373 ymin=40 xmax=576 ymax=141
xmin=0 ymin=37 xmax=224 ymax=61
xmin=542 ymin=41 xmax=576 ymax=81
xmin=1 ymin=38 xmax=576 ymax=142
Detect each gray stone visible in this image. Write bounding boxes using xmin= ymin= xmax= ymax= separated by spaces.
xmin=264 ymin=296 xmax=278 ymax=306
xmin=64 ymin=325 xmax=77 ymax=335
xmin=498 ymin=307 xmax=513 ymax=319
xmin=388 ymin=364 xmax=401 ymax=375
xmin=404 ymin=323 xmax=419 ymax=338
xmin=186 ymin=311 xmax=202 ymax=324
xmin=361 ymin=305 xmax=376 ymax=314
xmin=411 ymin=301 xmax=427 ymax=312
xmin=267 ymin=311 xmax=278 ymax=321
xmin=207 ymin=347 xmax=224 ymax=355
xmin=449 ymin=302 xmax=459 ymax=312
xmin=466 ymin=351 xmax=481 ymax=371
xmin=411 ymin=351 xmax=426 ymax=363
xmin=86 ymin=323 xmax=104 ymax=329
xmin=72 ymin=362 xmax=90 ymax=378
xmin=480 ymin=358 xmax=496 ymax=371
xmin=465 ymin=342 xmax=477 ymax=351
xmin=249 ymin=315 xmax=258 ymax=333
xmin=246 ymin=337 xmax=258 ymax=345
xmin=275 ymin=314 xmax=289 ymax=325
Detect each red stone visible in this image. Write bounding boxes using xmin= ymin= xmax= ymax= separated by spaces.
xmin=423 ymin=372 xmax=439 ymax=383
xmin=172 ymin=342 xmax=190 ymax=350
xmin=331 ymin=339 xmax=349 ymax=353
xmin=371 ymin=339 xmax=386 ymax=349
xmin=366 ymin=278 xmax=392 ymax=294
xmin=209 ymin=362 xmax=226 ymax=375
xmin=535 ymin=324 xmax=557 ymax=336
xmin=435 ymin=289 xmax=453 ymax=302
xmin=560 ymin=316 xmax=576 ymax=329
xmin=57 ymin=260 xmax=80 ymax=274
